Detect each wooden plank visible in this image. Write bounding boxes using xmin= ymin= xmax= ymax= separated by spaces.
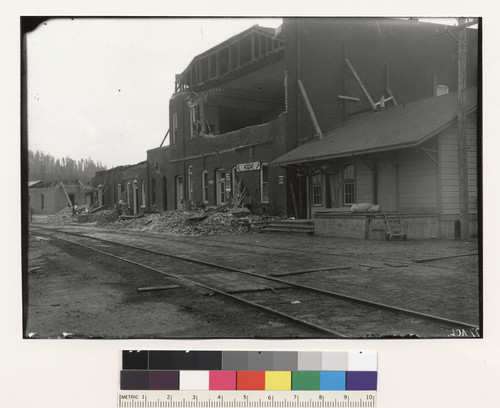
xmin=59 ymin=182 xmax=73 ymax=207
xmin=137 ymin=285 xmax=180 ymax=292
xmin=159 ymin=128 xmax=170 ymax=148
xmin=297 ymin=79 xmax=323 ymax=138
xmin=412 ymin=253 xmax=477 ymax=263
xmin=337 ymin=95 xmax=360 ymax=102
xmin=289 ymin=181 xmax=299 ymax=219
xmin=344 ymin=58 xmax=377 ymax=110
xmin=386 ymin=89 xmax=398 ymax=106
xmin=270 ymin=266 xmax=351 ymax=277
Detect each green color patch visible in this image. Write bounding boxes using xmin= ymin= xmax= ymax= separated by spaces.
xmin=291 ymin=371 xmax=321 ymax=390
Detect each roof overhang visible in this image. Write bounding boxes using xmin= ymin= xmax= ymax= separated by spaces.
xmin=272 ymin=89 xmax=478 ymax=167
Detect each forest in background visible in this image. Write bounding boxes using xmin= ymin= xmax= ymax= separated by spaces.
xmin=28 ymin=150 xmax=107 ymax=184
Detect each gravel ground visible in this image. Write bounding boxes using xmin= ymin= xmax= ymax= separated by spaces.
xmin=26 ymin=221 xmax=481 ymax=339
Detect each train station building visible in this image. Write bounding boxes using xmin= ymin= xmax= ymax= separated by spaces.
xmin=96 ymin=18 xmax=480 ymax=238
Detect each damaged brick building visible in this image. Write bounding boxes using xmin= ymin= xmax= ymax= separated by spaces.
xmin=97 ymin=18 xmax=480 ymax=238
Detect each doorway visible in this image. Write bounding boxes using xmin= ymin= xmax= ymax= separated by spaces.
xmin=377 ymin=161 xmax=398 ymax=212
xmin=133 ymin=182 xmax=139 ymax=215
xmin=175 ymin=176 xmax=184 ymax=209
xmin=162 ymin=177 xmax=168 ymax=211
xmin=216 ymin=169 xmax=227 ymax=205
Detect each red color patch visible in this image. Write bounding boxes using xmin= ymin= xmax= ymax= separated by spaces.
xmin=237 ymin=371 xmax=265 ymax=390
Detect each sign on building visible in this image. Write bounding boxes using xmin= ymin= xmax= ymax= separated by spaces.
xmin=236 ymin=162 xmax=261 ymax=172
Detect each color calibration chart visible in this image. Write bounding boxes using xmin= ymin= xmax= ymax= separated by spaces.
xmin=118 ymin=350 xmax=377 ymax=407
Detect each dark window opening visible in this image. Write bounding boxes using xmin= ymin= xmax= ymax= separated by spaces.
xmin=151 ymin=178 xmax=156 ymax=206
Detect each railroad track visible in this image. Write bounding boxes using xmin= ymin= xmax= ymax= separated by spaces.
xmin=48 ymin=224 xmax=477 ymax=271
xmin=29 ymin=225 xmax=479 ymax=338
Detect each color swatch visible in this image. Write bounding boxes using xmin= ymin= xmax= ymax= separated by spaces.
xmin=121 ymin=350 xmax=377 ymax=391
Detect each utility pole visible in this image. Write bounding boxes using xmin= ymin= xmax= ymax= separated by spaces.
xmin=457 ymin=17 xmax=470 ymax=240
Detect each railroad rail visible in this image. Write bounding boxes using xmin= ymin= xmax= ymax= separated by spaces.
xmin=29 ymin=225 xmax=479 ymax=338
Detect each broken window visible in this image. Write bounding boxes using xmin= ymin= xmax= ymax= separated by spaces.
xmin=343 ymin=164 xmax=355 ymax=205
xmin=312 ymin=173 xmax=323 ymax=206
xmin=172 ymin=112 xmax=178 ymax=143
xmin=261 ymin=163 xmax=269 ymax=203
xmin=202 ymin=170 xmax=209 ymax=204
xmin=189 ymin=103 xmax=201 ymax=138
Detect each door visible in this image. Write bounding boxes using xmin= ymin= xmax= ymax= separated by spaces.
xmin=377 ymin=161 xmax=398 ymax=211
xmin=216 ymin=169 xmax=226 ymax=205
xmin=133 ymin=184 xmax=139 ymax=215
xmin=175 ymin=176 xmax=184 ymax=209
xmin=162 ymin=177 xmax=168 ymax=211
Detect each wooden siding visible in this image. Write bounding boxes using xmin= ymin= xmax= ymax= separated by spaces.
xmin=314 ymin=214 xmax=368 ymax=239
xmin=315 ymin=213 xmax=440 ymax=239
xmin=439 ymin=117 xmax=478 ymax=215
xmin=397 ymin=149 xmax=438 ymax=212
xmin=355 ymin=158 xmax=374 ymax=204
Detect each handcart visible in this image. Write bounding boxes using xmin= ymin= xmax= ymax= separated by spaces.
xmin=383 ymin=213 xmax=407 ymax=240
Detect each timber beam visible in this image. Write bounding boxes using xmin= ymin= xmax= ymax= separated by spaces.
xmin=344 ymin=58 xmax=377 ymax=111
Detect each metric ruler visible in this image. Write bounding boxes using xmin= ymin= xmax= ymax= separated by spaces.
xmin=117 ymin=390 xmax=377 ymax=407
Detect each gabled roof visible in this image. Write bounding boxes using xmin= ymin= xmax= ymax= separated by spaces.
xmin=272 ymin=88 xmax=478 ymax=166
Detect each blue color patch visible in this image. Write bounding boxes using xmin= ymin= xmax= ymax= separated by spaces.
xmin=346 ymin=371 xmax=377 ymax=390
xmin=320 ymin=371 xmax=346 ymax=390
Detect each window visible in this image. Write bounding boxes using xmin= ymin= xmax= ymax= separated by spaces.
xmin=260 ymin=163 xmax=269 ymax=203
xmin=343 ymin=164 xmax=355 ymax=205
xmin=151 ymin=178 xmax=156 ymax=205
xmin=202 ymin=170 xmax=209 ymax=204
xmin=117 ymin=184 xmax=122 ymax=202
xmin=172 ymin=112 xmax=178 ymax=143
xmin=126 ymin=183 xmax=131 ymax=206
xmin=141 ymin=180 xmax=146 ymax=207
xmin=216 ymin=169 xmax=226 ymax=205
xmin=187 ymin=165 xmax=194 ymax=201
xmin=312 ymin=173 xmax=323 ymax=206
xmin=41 ymin=193 xmax=44 ymax=210
xmin=189 ymin=103 xmax=201 ymax=138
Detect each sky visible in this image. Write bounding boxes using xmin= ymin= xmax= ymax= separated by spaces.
xmin=26 ymin=17 xmax=466 ymax=169
xmin=26 ymin=17 xmax=283 ymax=168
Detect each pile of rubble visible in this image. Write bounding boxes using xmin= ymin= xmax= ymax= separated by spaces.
xmin=47 ymin=206 xmax=119 ymax=225
xmin=47 ymin=204 xmax=278 ymax=236
xmin=107 ymin=208 xmax=271 ymax=236
xmin=77 ymin=209 xmax=119 ymax=224
xmin=47 ymin=207 xmax=78 ymax=224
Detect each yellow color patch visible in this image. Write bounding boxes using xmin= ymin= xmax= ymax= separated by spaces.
xmin=265 ymin=371 xmax=291 ymax=390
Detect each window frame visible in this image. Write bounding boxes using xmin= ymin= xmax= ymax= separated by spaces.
xmin=216 ymin=168 xmax=227 ymax=205
xmin=171 ymin=112 xmax=178 ymax=144
xmin=342 ymin=163 xmax=356 ymax=206
xmin=201 ymin=170 xmax=209 ymax=204
xmin=311 ymin=172 xmax=324 ymax=207
xmin=260 ymin=163 xmax=269 ymax=203
xmin=187 ymin=165 xmax=194 ymax=201
xmin=141 ymin=180 xmax=146 ymax=208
